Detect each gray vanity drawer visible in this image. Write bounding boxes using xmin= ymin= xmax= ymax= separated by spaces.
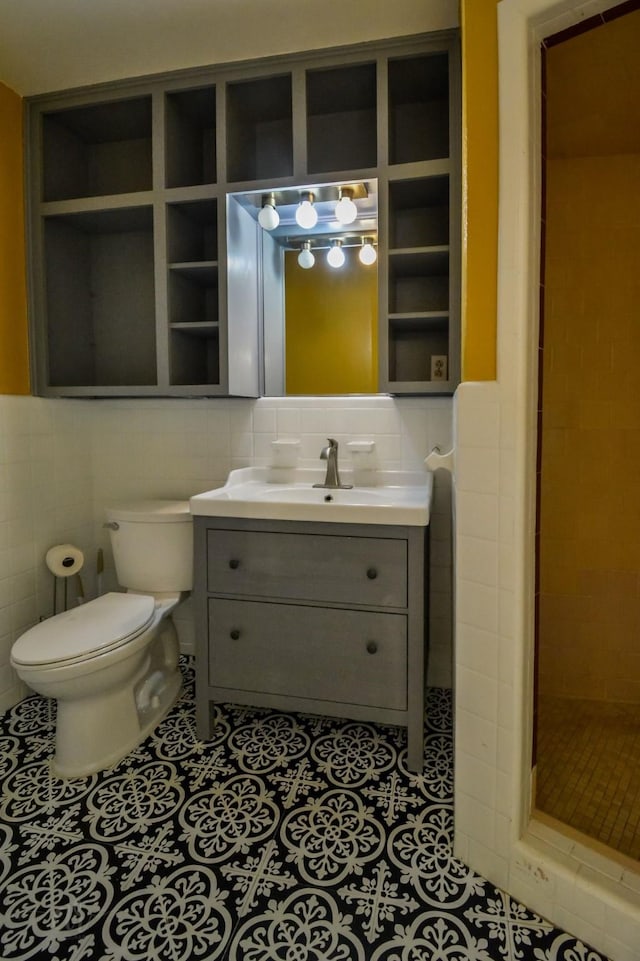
xmin=207 ymin=529 xmax=407 ymax=608
xmin=208 ymin=598 xmax=407 ymax=710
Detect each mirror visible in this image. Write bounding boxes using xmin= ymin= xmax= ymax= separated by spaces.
xmin=227 ymin=179 xmax=378 ymax=396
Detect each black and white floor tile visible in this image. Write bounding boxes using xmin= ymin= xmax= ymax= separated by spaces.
xmin=0 ymin=658 xmax=609 ymax=961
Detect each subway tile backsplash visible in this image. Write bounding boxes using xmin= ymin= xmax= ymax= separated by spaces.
xmin=0 ymin=393 xmax=453 ymax=711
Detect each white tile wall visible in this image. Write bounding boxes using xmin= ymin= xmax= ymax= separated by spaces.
xmin=454 ymin=380 xmax=508 ymax=894
xmin=0 ymin=392 xmax=454 ymax=712
xmin=450 ymin=3 xmax=640 ymax=960
xmin=0 ymin=396 xmax=93 ymax=711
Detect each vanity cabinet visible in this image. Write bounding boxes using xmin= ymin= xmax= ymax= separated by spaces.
xmin=193 ymin=516 xmax=429 ymax=772
xmin=27 ymin=32 xmax=459 ymax=397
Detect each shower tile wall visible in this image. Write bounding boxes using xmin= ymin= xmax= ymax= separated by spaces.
xmin=0 ymin=394 xmax=453 ymax=710
xmin=539 ymin=154 xmax=640 ymax=704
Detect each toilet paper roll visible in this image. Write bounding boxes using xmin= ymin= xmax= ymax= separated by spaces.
xmin=45 ymin=544 xmax=85 ymax=578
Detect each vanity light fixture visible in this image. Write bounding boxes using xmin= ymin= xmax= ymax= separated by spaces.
xmin=334 ymin=186 xmax=358 ymax=225
xmin=358 ymin=237 xmax=377 ymax=265
xmin=297 ymin=240 xmax=315 ymax=269
xmin=326 ymin=238 xmax=345 ymax=269
xmin=295 ymin=191 xmax=318 ymax=229
xmin=257 ymin=193 xmax=279 ymax=230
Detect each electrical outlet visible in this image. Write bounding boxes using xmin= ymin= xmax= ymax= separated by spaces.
xmin=431 ymin=355 xmax=447 ymax=381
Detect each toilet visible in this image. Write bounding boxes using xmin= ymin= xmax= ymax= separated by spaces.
xmin=10 ymin=500 xmax=193 ymax=778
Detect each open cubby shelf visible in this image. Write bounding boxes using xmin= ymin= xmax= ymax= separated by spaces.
xmin=170 ymin=326 xmax=220 ymax=386
xmin=165 ymin=85 xmax=217 ymax=188
xmin=388 ymin=314 xmax=450 ymax=387
xmin=168 ymin=270 xmax=219 ymax=326
xmin=166 ymin=199 xmax=218 ymax=263
xmin=388 ymin=53 xmax=449 ymax=165
xmin=389 ymin=176 xmax=450 ymax=248
xmin=44 ymin=207 xmax=157 ymax=387
xmin=42 ymin=97 xmax=153 ymax=202
xmin=306 ymin=62 xmax=377 ymax=174
xmin=166 ymin=197 xmax=219 ymax=383
xmin=388 ymin=250 xmax=450 ymax=315
xmin=226 ymin=74 xmax=293 ymax=183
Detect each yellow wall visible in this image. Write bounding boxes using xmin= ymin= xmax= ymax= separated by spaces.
xmin=538 ymin=12 xmax=640 ymax=703
xmin=284 ymin=251 xmax=378 ymax=395
xmin=459 ymin=0 xmax=499 ymax=382
xmin=0 ymin=81 xmax=30 ymax=394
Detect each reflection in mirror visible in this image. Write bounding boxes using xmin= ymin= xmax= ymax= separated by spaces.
xmin=227 ymin=180 xmax=378 ymax=396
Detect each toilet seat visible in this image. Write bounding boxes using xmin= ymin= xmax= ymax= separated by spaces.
xmin=11 ymin=592 xmax=156 ymax=668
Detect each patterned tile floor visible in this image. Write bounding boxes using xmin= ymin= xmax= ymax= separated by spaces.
xmin=536 ymin=695 xmax=640 ymax=861
xmin=0 ymin=658 xmax=610 ymax=961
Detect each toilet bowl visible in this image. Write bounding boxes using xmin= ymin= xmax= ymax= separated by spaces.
xmin=10 ymin=500 xmax=193 ymax=778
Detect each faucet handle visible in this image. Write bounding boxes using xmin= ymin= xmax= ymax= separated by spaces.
xmin=320 ymin=437 xmax=338 ymax=461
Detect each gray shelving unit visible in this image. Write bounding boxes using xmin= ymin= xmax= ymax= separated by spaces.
xmin=26 ymin=32 xmax=460 ymax=397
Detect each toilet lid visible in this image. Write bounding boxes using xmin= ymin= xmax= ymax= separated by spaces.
xmin=11 ymin=592 xmax=156 ymax=667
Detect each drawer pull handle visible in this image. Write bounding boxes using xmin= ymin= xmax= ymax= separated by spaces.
xmin=229 ymin=558 xmax=240 ymax=570
xmin=366 ymin=567 xmax=378 ymax=580
xmin=366 ymin=640 xmax=378 ymax=654
xmin=230 ymin=629 xmax=241 ymax=640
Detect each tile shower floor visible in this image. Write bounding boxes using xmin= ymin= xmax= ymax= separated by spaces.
xmin=0 ymin=659 xmax=610 ymax=961
xmin=536 ymin=695 xmax=640 ymax=861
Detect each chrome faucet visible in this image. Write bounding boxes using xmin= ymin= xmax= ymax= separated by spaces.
xmin=313 ymin=438 xmax=353 ymax=489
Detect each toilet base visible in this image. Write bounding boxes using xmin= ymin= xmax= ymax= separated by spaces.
xmin=52 ymin=670 xmax=181 ymax=778
xmin=51 ymin=616 xmax=182 ymax=779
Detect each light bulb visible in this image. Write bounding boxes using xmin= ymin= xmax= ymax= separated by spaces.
xmin=295 ymin=192 xmax=318 ymax=229
xmin=335 ymin=188 xmax=357 ymax=225
xmin=298 ymin=242 xmax=315 ymax=269
xmin=359 ymin=239 xmax=377 ymax=265
xmin=327 ymin=240 xmax=345 ymax=269
xmin=257 ymin=195 xmax=279 ymax=230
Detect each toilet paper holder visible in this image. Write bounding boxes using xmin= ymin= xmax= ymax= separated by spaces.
xmin=45 ymin=543 xmax=85 ymax=615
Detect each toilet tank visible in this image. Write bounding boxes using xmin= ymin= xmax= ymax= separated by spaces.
xmin=105 ymin=500 xmax=193 ymax=593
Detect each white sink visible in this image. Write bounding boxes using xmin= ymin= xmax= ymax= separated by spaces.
xmin=190 ymin=467 xmax=433 ymax=526
xmin=259 ymin=487 xmax=389 ymax=505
